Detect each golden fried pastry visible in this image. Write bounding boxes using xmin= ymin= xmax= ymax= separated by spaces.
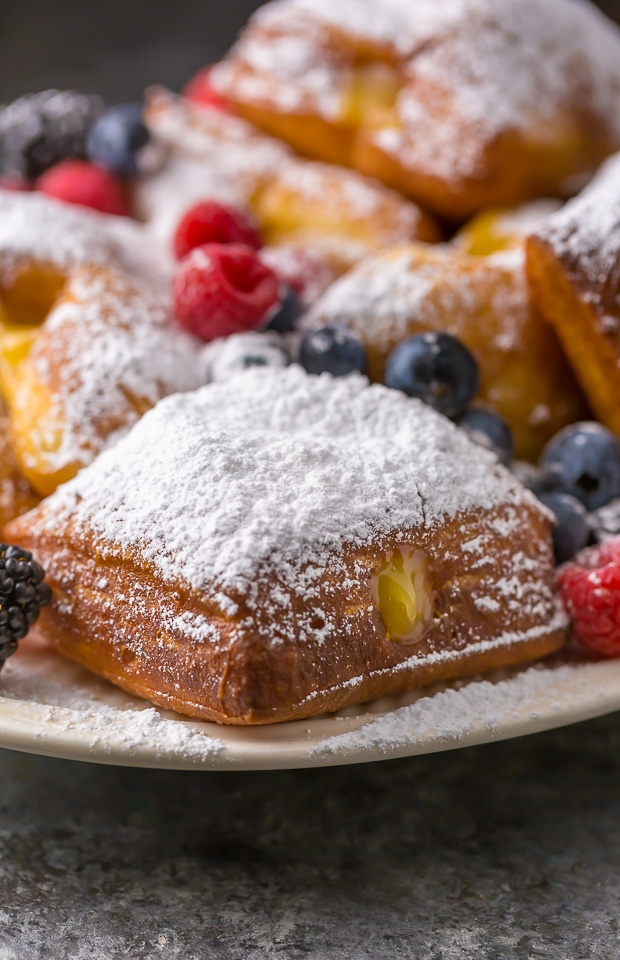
xmin=527 ymin=154 xmax=620 ymax=436
xmin=7 ymin=367 xmax=567 ymax=724
xmin=306 ymin=242 xmax=587 ymax=461
xmin=0 ymin=191 xmax=205 ymax=496
xmin=0 ymin=404 xmax=39 ymax=530
xmin=136 ymin=88 xmax=439 ymax=276
xmin=211 ymin=0 xmax=620 ymax=220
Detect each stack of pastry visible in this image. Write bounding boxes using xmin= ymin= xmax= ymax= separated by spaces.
xmin=5 ymin=0 xmax=620 ymax=723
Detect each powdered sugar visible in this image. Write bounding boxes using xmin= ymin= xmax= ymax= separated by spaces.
xmin=531 ymin=152 xmax=620 ymax=303
xmin=0 ymin=191 xmax=204 ymax=478
xmin=308 ymin=659 xmax=596 ymax=757
xmin=137 ymin=89 xmax=426 ymax=268
xmin=0 ymin=639 xmax=225 ymax=761
xmin=27 ymin=367 xmax=546 ymax=644
xmin=213 ymin=0 xmax=620 ymax=185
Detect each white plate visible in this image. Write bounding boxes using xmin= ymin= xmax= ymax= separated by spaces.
xmin=0 ymin=638 xmax=618 ymax=770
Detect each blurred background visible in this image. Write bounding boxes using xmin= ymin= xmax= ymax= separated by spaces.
xmin=1 ymin=0 xmax=620 ymax=102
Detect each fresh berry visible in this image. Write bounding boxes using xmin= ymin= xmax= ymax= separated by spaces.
xmin=0 ymin=544 xmax=51 ymax=665
xmin=86 ymin=103 xmax=149 ymax=177
xmin=558 ymin=538 xmax=620 ymax=657
xmin=0 ymin=89 xmax=104 ymax=180
xmin=385 ymin=332 xmax=479 ymax=419
xmin=299 ymin=326 xmax=367 ymax=378
xmin=456 ymin=408 xmax=514 ymax=465
xmin=538 ymin=492 xmax=591 ymax=565
xmin=173 ymin=201 xmax=262 ymax=261
xmin=259 ymin=245 xmax=335 ymax=305
xmin=36 ymin=160 xmax=129 ymax=216
xmin=539 ymin=422 xmax=620 ymax=512
xmin=183 ymin=67 xmax=231 ymax=112
xmin=173 ymin=243 xmax=280 ymax=342
xmin=264 ymin=286 xmax=301 ymax=333
xmin=205 ymin=331 xmax=290 ymax=382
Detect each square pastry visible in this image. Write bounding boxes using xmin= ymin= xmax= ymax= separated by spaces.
xmin=7 ymin=367 xmax=567 ymax=724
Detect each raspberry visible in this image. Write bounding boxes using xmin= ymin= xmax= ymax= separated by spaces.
xmin=183 ymin=67 xmax=231 ymax=112
xmin=558 ymin=538 xmax=620 ymax=657
xmin=173 ymin=243 xmax=281 ymax=342
xmin=37 ymin=160 xmax=129 ymax=216
xmin=173 ymin=201 xmax=262 ymax=261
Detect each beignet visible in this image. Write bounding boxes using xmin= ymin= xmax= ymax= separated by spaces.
xmin=136 ymin=87 xmax=439 ymax=276
xmin=7 ymin=367 xmax=567 ymax=724
xmin=0 ymin=191 xmax=205 ymax=495
xmin=211 ymin=0 xmax=620 ymax=219
xmin=527 ymin=153 xmax=620 ymax=436
xmin=306 ymin=242 xmax=587 ymax=461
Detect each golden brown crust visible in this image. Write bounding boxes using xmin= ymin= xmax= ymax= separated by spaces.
xmin=0 ymin=404 xmax=39 ymax=531
xmin=7 ymin=502 xmax=567 ymax=725
xmin=211 ymin=0 xmax=620 ymax=219
xmin=308 ymin=243 xmax=588 ymax=461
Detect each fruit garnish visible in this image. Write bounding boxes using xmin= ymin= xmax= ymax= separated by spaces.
xmin=86 ymin=103 xmax=149 ymax=177
xmin=0 ymin=90 xmax=104 ymax=180
xmin=372 ymin=549 xmax=433 ymax=644
xmin=183 ymin=67 xmax=232 ymax=112
xmin=0 ymin=543 xmax=52 ymax=666
xmin=558 ymin=538 xmax=620 ymax=658
xmin=538 ymin=492 xmax=590 ymax=565
xmin=299 ymin=325 xmax=367 ymax=378
xmin=173 ymin=242 xmax=280 ymax=342
xmin=539 ymin=422 xmax=620 ymax=512
xmin=457 ymin=407 xmax=514 ymax=465
xmin=173 ymin=200 xmax=262 ymax=261
xmin=36 ymin=159 xmax=129 ymax=216
xmin=263 ymin=286 xmax=301 ymax=334
xmin=385 ymin=332 xmax=479 ymax=420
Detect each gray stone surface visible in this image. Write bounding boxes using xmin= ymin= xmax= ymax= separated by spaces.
xmin=1 ymin=715 xmax=620 ymax=959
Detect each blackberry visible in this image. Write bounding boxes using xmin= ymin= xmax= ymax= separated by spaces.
xmin=0 ymin=544 xmax=51 ymax=666
xmin=0 ymin=90 xmax=105 ymax=180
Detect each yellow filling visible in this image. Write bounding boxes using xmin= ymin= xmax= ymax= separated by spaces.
xmin=372 ymin=549 xmax=433 ymax=644
xmin=454 ymin=208 xmax=523 ymax=257
xmin=342 ymin=63 xmax=401 ymax=130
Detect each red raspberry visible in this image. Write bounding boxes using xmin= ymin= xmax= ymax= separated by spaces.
xmin=183 ymin=67 xmax=231 ymax=113
xmin=173 ymin=242 xmax=280 ymax=341
xmin=173 ymin=200 xmax=262 ymax=261
xmin=36 ymin=160 xmax=129 ymax=216
xmin=558 ymin=538 xmax=620 ymax=657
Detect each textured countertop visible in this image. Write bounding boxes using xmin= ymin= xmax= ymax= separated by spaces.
xmin=1 ymin=714 xmax=620 ymax=960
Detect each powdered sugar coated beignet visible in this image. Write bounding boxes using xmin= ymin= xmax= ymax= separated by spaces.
xmin=0 ymin=191 xmax=205 ymax=494
xmin=212 ymin=0 xmax=620 ymax=219
xmin=8 ymin=367 xmax=567 ymax=724
xmin=137 ymin=88 xmax=438 ymax=275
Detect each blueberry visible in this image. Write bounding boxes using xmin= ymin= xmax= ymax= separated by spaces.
xmin=539 ymin=422 xmax=620 ymax=512
xmin=456 ymin=408 xmax=514 ymax=465
xmin=264 ymin=286 xmax=301 ymax=334
xmin=299 ymin=325 xmax=367 ymax=378
xmin=538 ymin=492 xmax=590 ymax=565
xmin=384 ymin=332 xmax=479 ymax=419
xmin=87 ymin=103 xmax=149 ymax=177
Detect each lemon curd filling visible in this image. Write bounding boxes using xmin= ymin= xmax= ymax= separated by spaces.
xmin=342 ymin=63 xmax=401 ymax=130
xmin=372 ymin=549 xmax=434 ymax=644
